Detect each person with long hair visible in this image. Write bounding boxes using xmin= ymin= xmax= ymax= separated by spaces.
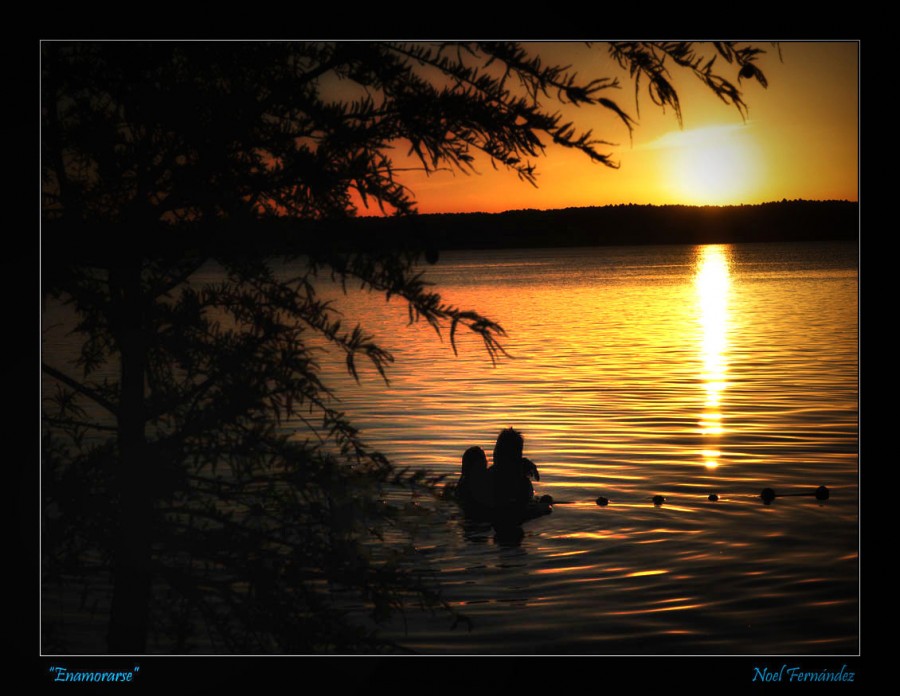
xmin=488 ymin=427 xmax=537 ymax=508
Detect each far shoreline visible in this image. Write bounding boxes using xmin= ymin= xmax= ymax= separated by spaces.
xmin=366 ymin=200 xmax=860 ymax=252
xmin=41 ymin=201 xmax=859 ymax=268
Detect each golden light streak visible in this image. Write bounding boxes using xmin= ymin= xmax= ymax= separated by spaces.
xmin=695 ymin=245 xmax=732 ymax=469
xmin=624 ymin=569 xmax=669 ymax=578
xmin=534 ymin=564 xmax=598 ymax=576
xmin=546 ymin=550 xmax=591 ymax=559
xmin=607 ymin=603 xmax=705 ymax=616
xmin=808 ymin=600 xmax=853 ymax=608
xmin=554 ymin=532 xmax=629 ymax=541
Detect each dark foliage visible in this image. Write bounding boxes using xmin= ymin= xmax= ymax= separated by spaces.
xmin=41 ymin=41 xmax=772 ymax=653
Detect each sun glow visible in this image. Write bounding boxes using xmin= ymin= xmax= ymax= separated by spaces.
xmin=695 ymin=245 xmax=732 ymax=468
xmin=660 ymin=124 xmax=764 ymax=205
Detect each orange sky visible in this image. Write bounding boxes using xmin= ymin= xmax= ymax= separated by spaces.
xmin=357 ymin=42 xmax=859 ymax=214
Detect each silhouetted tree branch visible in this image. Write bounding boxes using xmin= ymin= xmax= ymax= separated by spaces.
xmin=43 ymin=362 xmax=119 ymax=417
xmin=41 ymin=40 xmax=773 ymax=653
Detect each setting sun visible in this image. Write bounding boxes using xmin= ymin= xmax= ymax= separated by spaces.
xmin=659 ymin=125 xmax=764 ymax=205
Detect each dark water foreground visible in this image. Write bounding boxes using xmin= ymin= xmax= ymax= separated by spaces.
xmin=368 ymin=486 xmax=857 ymax=654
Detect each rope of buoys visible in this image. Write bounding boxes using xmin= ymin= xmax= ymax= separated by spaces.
xmin=760 ymin=485 xmax=830 ymax=504
xmin=449 ymin=486 xmax=833 ymax=507
xmin=579 ymin=486 xmax=833 ymax=507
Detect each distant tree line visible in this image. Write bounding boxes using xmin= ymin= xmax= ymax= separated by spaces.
xmin=378 ymin=199 xmax=859 ymax=251
xmin=44 ymin=201 xmax=858 ymax=275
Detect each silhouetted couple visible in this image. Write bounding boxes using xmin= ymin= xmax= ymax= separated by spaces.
xmin=456 ymin=427 xmax=540 ymax=516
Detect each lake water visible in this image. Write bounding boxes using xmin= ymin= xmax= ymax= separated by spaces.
xmin=305 ymin=241 xmax=859 ymax=655
xmin=41 ymin=240 xmax=859 ymax=656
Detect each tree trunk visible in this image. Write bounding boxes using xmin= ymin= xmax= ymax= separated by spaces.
xmin=107 ymin=261 xmax=153 ymax=653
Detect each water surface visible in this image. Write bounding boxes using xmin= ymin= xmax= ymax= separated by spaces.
xmin=308 ymin=242 xmax=858 ymax=654
xmin=41 ymin=241 xmax=858 ymax=655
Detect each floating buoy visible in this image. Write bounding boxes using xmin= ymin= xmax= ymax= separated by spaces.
xmin=596 ymin=496 xmax=609 ymax=507
xmin=708 ymin=494 xmax=719 ymax=502
xmin=815 ymin=485 xmax=830 ymax=501
xmin=760 ymin=488 xmax=776 ymax=504
xmin=652 ymin=495 xmax=666 ymax=506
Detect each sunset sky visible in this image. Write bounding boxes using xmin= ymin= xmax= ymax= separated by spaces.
xmin=374 ymin=42 xmax=859 ymax=214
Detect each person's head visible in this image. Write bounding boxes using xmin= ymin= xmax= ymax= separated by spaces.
xmin=462 ymin=446 xmax=488 ymax=476
xmin=493 ymin=427 xmax=524 ymax=468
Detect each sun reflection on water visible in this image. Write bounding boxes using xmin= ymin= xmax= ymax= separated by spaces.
xmin=695 ymin=245 xmax=732 ymax=468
